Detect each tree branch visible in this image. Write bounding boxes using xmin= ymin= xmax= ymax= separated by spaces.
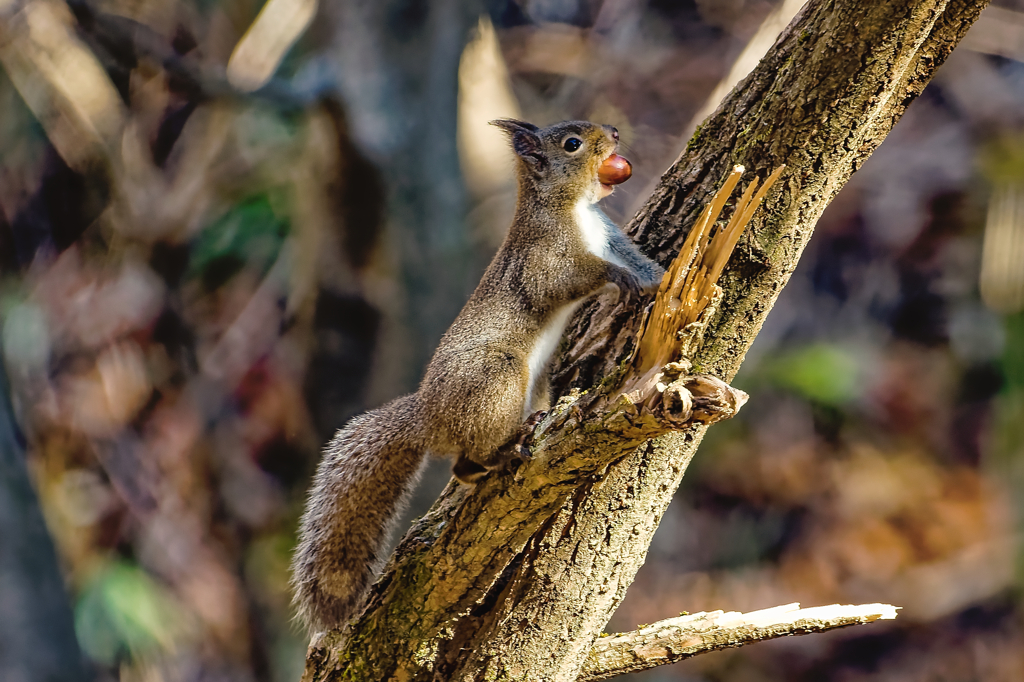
xmin=444 ymin=3 xmax=989 ymax=680
xmin=304 ymin=1 xmax=991 ymax=679
xmin=300 ymin=371 xmax=748 ymax=681
xmin=579 ymin=603 xmax=900 ymax=682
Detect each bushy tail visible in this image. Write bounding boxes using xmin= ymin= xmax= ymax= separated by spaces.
xmin=291 ymin=393 xmax=427 ymax=633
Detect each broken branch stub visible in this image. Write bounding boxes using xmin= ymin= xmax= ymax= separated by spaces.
xmin=580 ymin=602 xmax=900 ymax=681
xmin=623 ymin=165 xmax=784 ymax=404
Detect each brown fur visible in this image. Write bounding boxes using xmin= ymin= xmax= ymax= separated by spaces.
xmin=291 ymin=120 xmax=664 ymax=633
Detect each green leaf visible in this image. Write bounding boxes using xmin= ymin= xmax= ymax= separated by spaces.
xmin=189 ymin=195 xmax=290 ymax=290
xmin=74 ymin=560 xmax=185 ymax=665
xmin=762 ymin=344 xmax=862 ymax=406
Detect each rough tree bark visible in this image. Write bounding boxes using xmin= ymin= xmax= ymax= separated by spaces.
xmin=302 ymin=0 xmax=990 ymax=680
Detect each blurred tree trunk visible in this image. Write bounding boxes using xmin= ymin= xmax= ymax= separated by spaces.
xmin=324 ymin=0 xmax=484 ymax=402
xmin=304 ymin=0 xmax=989 ymax=680
xmin=0 ymin=357 xmax=93 ymax=682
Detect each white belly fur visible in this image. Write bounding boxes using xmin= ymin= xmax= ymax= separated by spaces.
xmin=523 ymin=301 xmax=581 ymax=418
xmin=575 ymin=201 xmax=626 ymax=267
xmin=521 ymin=204 xmax=626 ymax=418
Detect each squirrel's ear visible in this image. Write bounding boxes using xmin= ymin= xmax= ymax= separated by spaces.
xmin=491 ymin=119 xmax=546 ymax=171
xmin=490 ymin=119 xmax=539 ymax=134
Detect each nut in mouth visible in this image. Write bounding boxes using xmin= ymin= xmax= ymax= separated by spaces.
xmin=598 ymin=154 xmax=632 ymax=198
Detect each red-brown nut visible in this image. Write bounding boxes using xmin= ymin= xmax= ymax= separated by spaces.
xmin=598 ymin=154 xmax=632 ymax=185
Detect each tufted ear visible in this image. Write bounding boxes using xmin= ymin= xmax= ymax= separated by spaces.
xmin=490 ymin=119 xmax=546 ymax=171
xmin=490 ymin=118 xmax=539 ymax=134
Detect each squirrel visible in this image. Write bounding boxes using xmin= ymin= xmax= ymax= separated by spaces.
xmin=290 ymin=119 xmax=665 ymax=633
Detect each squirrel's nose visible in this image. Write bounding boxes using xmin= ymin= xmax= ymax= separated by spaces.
xmin=611 ymin=127 xmax=619 ymax=141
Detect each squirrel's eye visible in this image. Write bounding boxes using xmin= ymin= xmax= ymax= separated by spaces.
xmin=563 ymin=137 xmax=582 ymax=152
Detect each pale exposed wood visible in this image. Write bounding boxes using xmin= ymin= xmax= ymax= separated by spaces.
xmin=580 ymin=603 xmax=899 ymax=681
xmin=628 ymin=165 xmax=784 ymax=395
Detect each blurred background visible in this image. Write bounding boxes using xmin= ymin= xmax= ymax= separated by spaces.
xmin=1 ymin=0 xmax=1023 ymax=680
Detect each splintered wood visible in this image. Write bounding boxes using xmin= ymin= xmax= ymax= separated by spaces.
xmin=631 ymin=164 xmax=784 ymax=381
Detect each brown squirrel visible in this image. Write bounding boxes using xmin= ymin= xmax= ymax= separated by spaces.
xmin=291 ymin=119 xmax=665 ymax=633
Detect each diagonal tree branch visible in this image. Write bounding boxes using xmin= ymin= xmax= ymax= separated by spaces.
xmin=579 ymin=603 xmax=900 ymax=682
xmin=441 ymin=3 xmax=989 ymax=680
xmin=303 ymin=1 xmax=991 ymax=680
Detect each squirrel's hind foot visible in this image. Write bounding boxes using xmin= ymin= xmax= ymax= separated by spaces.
xmin=514 ymin=409 xmax=547 ymax=461
xmin=451 ymin=410 xmax=548 ymax=484
xmin=453 ymin=456 xmax=490 ymax=484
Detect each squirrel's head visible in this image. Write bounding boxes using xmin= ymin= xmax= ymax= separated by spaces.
xmin=491 ymin=119 xmax=624 ymax=205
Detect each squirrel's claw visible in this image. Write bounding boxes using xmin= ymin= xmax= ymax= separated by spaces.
xmin=514 ymin=442 xmax=533 ymax=462
xmin=512 ymin=409 xmax=547 ymax=463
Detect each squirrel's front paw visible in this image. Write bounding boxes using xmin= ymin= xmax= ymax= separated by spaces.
xmin=642 ymin=264 xmax=667 ymax=295
xmin=641 ymin=280 xmax=661 ymax=296
xmin=606 ymin=269 xmax=643 ymax=302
